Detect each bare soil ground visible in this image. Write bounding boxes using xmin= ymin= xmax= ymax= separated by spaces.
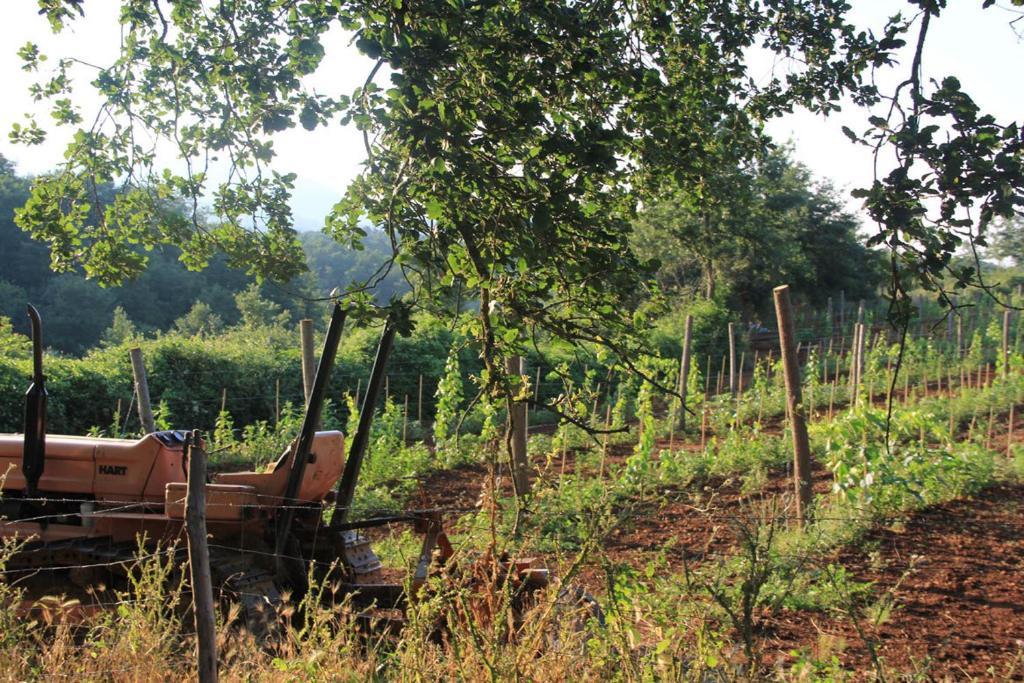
xmin=765 ymin=483 xmax=1024 ymax=680
xmin=402 ymin=404 xmax=1024 ymax=679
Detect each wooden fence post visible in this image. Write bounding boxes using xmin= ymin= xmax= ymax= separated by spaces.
xmin=956 ymin=314 xmax=963 ymax=359
xmin=1003 ymin=309 xmax=1011 ymax=379
xmin=403 ymin=394 xmax=409 ymax=444
xmin=300 ymin=319 xmax=315 ymax=407
xmin=826 ymin=296 xmax=834 ymax=341
xmin=533 ymin=366 xmax=542 ymax=415
xmin=677 ymin=314 xmax=693 ymax=431
xmin=418 ymin=374 xmax=424 ymax=423
xmin=185 ymin=433 xmax=218 ymax=683
xmin=129 ymin=347 xmax=156 ymax=434
xmin=857 ymin=322 xmax=867 ymax=400
xmin=839 ymin=289 xmax=846 ymax=332
xmin=728 ymin=322 xmax=737 ymax=396
xmin=773 ymin=285 xmax=814 ymax=526
xmin=506 ymin=356 xmax=531 ymax=496
xmin=1008 ymin=403 xmax=1015 ymax=459
xmin=848 ymin=323 xmax=860 ymax=404
xmin=601 ymin=402 xmax=611 ymax=478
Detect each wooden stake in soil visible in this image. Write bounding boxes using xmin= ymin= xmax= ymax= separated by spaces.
xmin=677 ymin=314 xmax=693 ymax=431
xmin=1003 ymin=310 xmax=1012 ymax=379
xmin=600 ymin=402 xmax=611 ymax=478
xmin=986 ymin=406 xmax=995 ymax=449
xmin=728 ymin=322 xmax=737 ymax=396
xmin=849 ymin=323 xmax=862 ymax=407
xmin=808 ymin=379 xmax=816 ymax=420
xmin=826 ymin=296 xmax=834 ymax=342
xmin=403 ymin=394 xmax=409 ymax=444
xmin=828 ymin=377 xmax=836 ymax=422
xmin=1008 ymin=404 xmax=1015 ymax=459
xmin=839 ymin=289 xmax=846 ymax=332
xmin=506 ymin=356 xmax=531 ymax=497
xmin=886 ymin=360 xmax=893 ymax=406
xmin=773 ymin=285 xmax=814 ymax=526
xmin=129 ymin=347 xmax=156 ymax=434
xmin=418 ymin=374 xmax=424 ymax=423
xmin=857 ymin=321 xmax=867 ymax=391
xmin=700 ymin=405 xmax=708 ymax=451
xmin=956 ymin=314 xmax=963 ymax=359
xmin=185 ymin=433 xmax=218 ymax=683
xmin=533 ymin=366 xmax=542 ymax=415
xmin=737 ymin=351 xmax=746 ymax=398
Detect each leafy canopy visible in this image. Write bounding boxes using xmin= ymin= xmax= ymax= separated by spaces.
xmin=9 ymin=0 xmax=1023 ymax=365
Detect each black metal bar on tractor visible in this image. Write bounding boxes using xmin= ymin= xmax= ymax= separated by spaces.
xmin=328 ymin=514 xmax=419 ymax=531
xmin=331 ymin=321 xmax=397 ymax=526
xmin=274 ymin=303 xmax=347 ymax=557
xmin=23 ymin=304 xmax=47 ymax=497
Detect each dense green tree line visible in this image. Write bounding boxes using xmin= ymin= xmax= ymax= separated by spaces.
xmin=633 ymin=148 xmax=884 ymax=319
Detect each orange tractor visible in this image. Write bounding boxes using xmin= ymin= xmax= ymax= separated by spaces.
xmin=0 ymin=303 xmax=551 ymax=631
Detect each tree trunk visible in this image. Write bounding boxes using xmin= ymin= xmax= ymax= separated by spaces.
xmin=704 ymin=260 xmax=716 ymax=300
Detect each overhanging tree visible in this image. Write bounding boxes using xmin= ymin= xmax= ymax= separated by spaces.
xmin=8 ymin=0 xmax=1023 ymax=411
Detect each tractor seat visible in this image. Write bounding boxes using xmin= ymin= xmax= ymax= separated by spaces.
xmin=151 ymin=430 xmax=189 ymax=448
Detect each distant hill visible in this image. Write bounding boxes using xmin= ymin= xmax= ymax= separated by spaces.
xmin=0 ymin=155 xmax=406 ymax=354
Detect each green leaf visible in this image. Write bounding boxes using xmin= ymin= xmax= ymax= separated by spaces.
xmin=425 ymin=199 xmax=443 ymax=220
xmin=299 ymin=103 xmax=318 ymax=131
xmin=355 ymin=37 xmax=383 ymax=59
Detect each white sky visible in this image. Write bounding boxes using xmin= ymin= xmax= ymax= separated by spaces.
xmin=0 ymin=1 xmax=1020 ymax=230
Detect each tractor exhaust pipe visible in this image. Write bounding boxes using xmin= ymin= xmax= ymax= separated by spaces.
xmin=23 ymin=304 xmax=47 ymax=497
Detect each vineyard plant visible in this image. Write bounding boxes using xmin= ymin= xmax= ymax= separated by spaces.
xmin=1 ymin=290 xmax=1024 ymax=679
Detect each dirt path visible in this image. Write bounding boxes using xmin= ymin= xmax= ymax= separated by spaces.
xmin=765 ymin=483 xmax=1024 ymax=679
